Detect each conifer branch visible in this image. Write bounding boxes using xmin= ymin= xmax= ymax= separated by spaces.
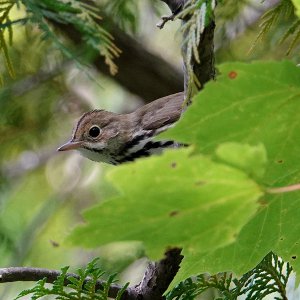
xmin=159 ymin=0 xmax=216 ymax=101
xmin=0 ymin=267 xmax=128 ymax=299
xmin=0 ymin=249 xmax=183 ymax=300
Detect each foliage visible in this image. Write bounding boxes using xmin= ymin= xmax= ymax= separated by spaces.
xmin=68 ymin=61 xmax=300 ymax=288
xmin=165 ymin=61 xmax=300 ymax=282
xmin=176 ymin=0 xmax=300 ymax=98
xmin=102 ymin=0 xmax=139 ymax=33
xmin=167 ymin=252 xmax=292 ymax=300
xmin=251 ymin=0 xmax=300 ymax=55
xmin=176 ymin=0 xmax=216 ymax=97
xmin=15 ymin=258 xmax=128 ymax=300
xmin=215 ymin=0 xmax=249 ymax=22
xmin=1 ymin=0 xmax=300 ymax=300
xmin=292 ymin=0 xmax=300 ymax=16
xmin=0 ymin=0 xmax=120 ymax=80
xmin=0 ymin=0 xmax=18 ymax=82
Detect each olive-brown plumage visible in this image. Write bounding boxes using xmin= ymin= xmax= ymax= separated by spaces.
xmin=58 ymin=92 xmax=184 ymax=164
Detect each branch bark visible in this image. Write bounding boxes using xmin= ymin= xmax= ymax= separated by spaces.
xmin=189 ymin=20 xmax=216 ymax=91
xmin=160 ymin=0 xmax=216 ymax=96
xmin=134 ymin=248 xmax=183 ymax=300
xmin=0 ymin=267 xmax=124 ymax=299
xmin=0 ymin=249 xmax=183 ymax=300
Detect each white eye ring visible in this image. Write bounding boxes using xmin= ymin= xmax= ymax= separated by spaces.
xmin=88 ymin=125 xmax=101 ymax=138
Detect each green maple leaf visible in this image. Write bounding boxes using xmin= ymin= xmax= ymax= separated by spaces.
xmin=69 ymin=61 xmax=300 ymax=286
xmin=165 ymin=60 xmax=300 ymax=283
xmin=68 ymin=146 xmax=264 ymax=282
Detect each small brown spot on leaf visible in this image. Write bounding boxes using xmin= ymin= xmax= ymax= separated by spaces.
xmin=228 ymin=71 xmax=237 ymax=79
xmin=195 ymin=181 xmax=206 ymax=186
xmin=277 ymin=160 xmax=283 ymax=164
xmin=50 ymin=240 xmax=60 ymax=248
xmin=170 ymin=162 xmax=177 ymax=168
xmin=169 ymin=210 xmax=179 ymax=217
xmin=258 ymin=198 xmax=268 ymax=206
xmin=292 ymin=255 xmax=297 ymax=260
xmin=280 ymin=237 xmax=284 ymax=241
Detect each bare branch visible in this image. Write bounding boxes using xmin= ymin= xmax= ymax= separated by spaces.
xmin=135 ymin=248 xmax=183 ymax=300
xmin=0 ymin=249 xmax=183 ymax=300
xmin=157 ymin=0 xmax=187 ymax=28
xmin=0 ymin=267 xmax=125 ymax=299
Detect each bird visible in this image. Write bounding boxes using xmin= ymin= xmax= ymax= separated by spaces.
xmin=57 ymin=92 xmax=185 ymax=165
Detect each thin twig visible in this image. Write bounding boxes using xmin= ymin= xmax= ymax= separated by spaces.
xmin=0 ymin=248 xmax=183 ymax=300
xmin=0 ymin=267 xmax=124 ymax=299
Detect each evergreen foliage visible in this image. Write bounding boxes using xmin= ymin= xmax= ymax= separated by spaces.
xmin=166 ymin=252 xmax=292 ymax=300
xmin=102 ymin=0 xmax=139 ymax=33
xmin=0 ymin=0 xmax=299 ymax=83
xmin=0 ymin=0 xmax=120 ymax=80
xmin=15 ymin=258 xmax=128 ymax=300
xmin=178 ymin=0 xmax=216 ymax=97
xmin=250 ymin=0 xmax=300 ymax=55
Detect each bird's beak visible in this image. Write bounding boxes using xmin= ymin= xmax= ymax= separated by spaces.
xmin=57 ymin=141 xmax=83 ymax=152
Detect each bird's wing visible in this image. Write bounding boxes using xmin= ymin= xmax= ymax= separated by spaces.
xmin=138 ymin=92 xmax=184 ymax=131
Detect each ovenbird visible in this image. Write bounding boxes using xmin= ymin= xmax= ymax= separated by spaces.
xmin=58 ymin=92 xmax=184 ymax=165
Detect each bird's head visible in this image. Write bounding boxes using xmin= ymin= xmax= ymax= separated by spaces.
xmin=58 ymin=110 xmax=122 ymax=163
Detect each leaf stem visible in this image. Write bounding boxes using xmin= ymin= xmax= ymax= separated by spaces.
xmin=266 ymin=183 xmax=300 ymax=194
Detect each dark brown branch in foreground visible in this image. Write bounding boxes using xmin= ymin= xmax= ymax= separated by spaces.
xmin=0 ymin=267 xmax=123 ymax=299
xmin=134 ymin=248 xmax=183 ymax=300
xmin=192 ymin=20 xmax=216 ymax=89
xmin=0 ymin=249 xmax=183 ymax=300
xmin=160 ymin=0 xmax=215 ymax=95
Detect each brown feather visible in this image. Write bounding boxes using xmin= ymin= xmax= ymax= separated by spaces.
xmin=134 ymin=92 xmax=184 ymax=131
xmin=60 ymin=92 xmax=185 ymax=164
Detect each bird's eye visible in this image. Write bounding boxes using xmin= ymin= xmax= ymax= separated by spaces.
xmin=89 ymin=125 xmax=101 ymax=138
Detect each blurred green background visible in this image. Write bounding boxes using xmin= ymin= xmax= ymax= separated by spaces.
xmin=0 ymin=0 xmax=299 ymax=298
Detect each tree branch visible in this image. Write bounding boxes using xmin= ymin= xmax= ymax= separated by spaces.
xmin=0 ymin=249 xmax=183 ymax=300
xmin=159 ymin=0 xmax=216 ymax=97
xmin=189 ymin=20 xmax=216 ymax=91
xmin=135 ymin=248 xmax=183 ymax=300
xmin=0 ymin=267 xmax=124 ymax=299
xmin=49 ymin=16 xmax=183 ymax=102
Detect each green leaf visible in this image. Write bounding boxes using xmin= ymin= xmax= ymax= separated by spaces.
xmin=292 ymin=0 xmax=300 ymax=17
xmin=164 ymin=61 xmax=300 ymax=281
xmin=69 ymin=61 xmax=300 ymax=286
xmin=68 ymin=147 xmax=263 ymax=278
xmin=215 ymin=142 xmax=267 ymax=179
xmin=182 ymin=191 xmax=300 ymax=279
xmin=166 ymin=61 xmax=300 ymax=185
